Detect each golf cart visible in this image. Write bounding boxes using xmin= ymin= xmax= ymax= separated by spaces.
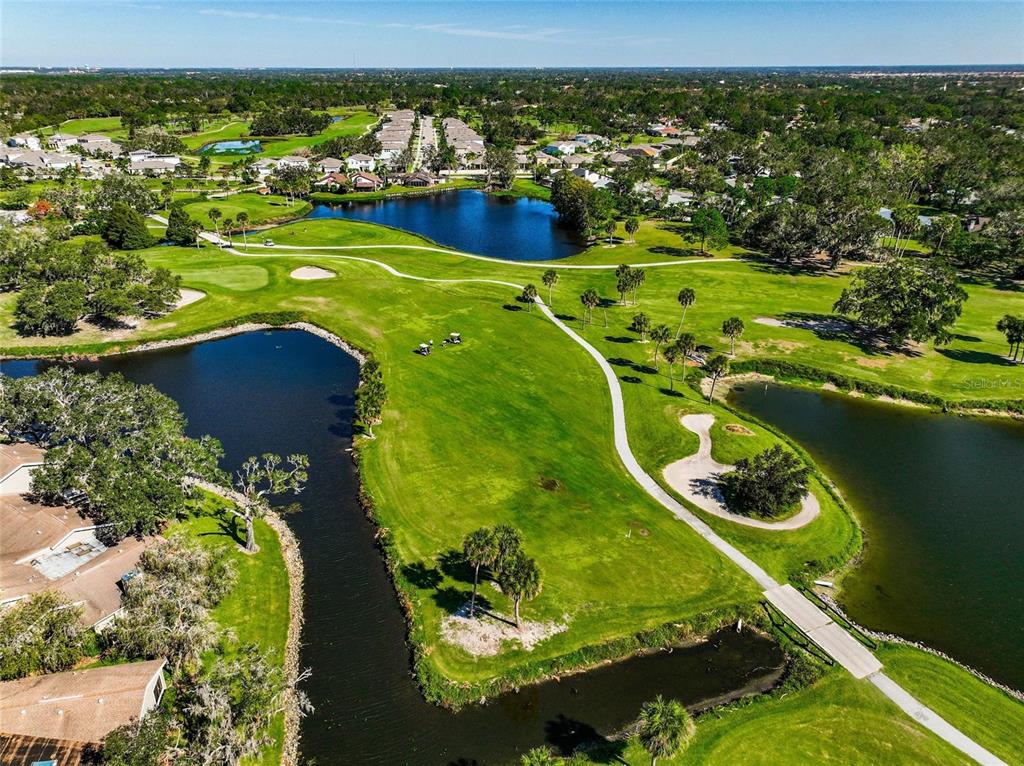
xmin=442 ymin=332 xmax=462 ymax=346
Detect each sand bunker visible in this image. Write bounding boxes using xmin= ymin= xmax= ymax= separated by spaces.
xmin=290 ymin=266 xmax=336 ymax=280
xmin=175 ymin=288 xmax=206 ymax=309
xmin=440 ymin=602 xmax=567 ymax=657
xmin=754 ymin=315 xmax=851 ymax=334
xmin=663 ymin=413 xmax=820 ymax=530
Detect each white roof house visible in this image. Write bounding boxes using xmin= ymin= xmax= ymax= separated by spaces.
xmin=8 ymin=133 xmax=42 ymax=151
xmin=277 ymin=155 xmax=310 ymax=169
xmin=346 ymin=153 xmax=376 ymax=171
xmin=317 ymin=157 xmax=345 ymax=174
xmin=48 ymin=133 xmax=78 ymax=151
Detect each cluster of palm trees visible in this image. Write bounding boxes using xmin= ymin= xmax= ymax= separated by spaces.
xmin=996 ymin=314 xmax=1024 ymax=361
xmin=616 ymin=264 xmax=647 ymax=305
xmin=461 ymin=525 xmax=542 ymax=628
xmin=519 ymin=694 xmax=695 ymax=765
xmin=205 ymin=207 xmax=252 ymax=247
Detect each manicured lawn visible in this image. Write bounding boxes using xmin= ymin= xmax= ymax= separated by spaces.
xmin=44 ymin=116 xmax=127 ymax=140
xmin=309 ymin=178 xmax=481 ymax=204
xmin=584 ymin=668 xmax=977 ymax=765
xmin=567 ymin=219 xmax=750 ymax=265
xmin=878 ymin=644 xmax=1024 ymax=766
xmin=168 ymin=193 xmax=311 ymax=228
xmin=172 ymin=498 xmax=290 ymax=766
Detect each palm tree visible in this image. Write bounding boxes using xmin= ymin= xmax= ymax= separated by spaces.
xmin=222 ymin=216 xmax=234 ymax=246
xmin=625 ymin=216 xmax=640 ymax=243
xmin=207 ymin=207 xmax=222 ymax=240
xmin=236 ymin=211 xmax=250 ymax=248
xmin=580 ymin=288 xmax=599 ymax=328
xmin=630 ymin=268 xmax=646 ymax=305
xmin=462 ymin=528 xmax=497 ymax=618
xmin=662 ymin=344 xmax=680 ymax=391
xmin=704 ymin=354 xmax=730 ymax=402
xmin=542 ymin=269 xmax=558 ymax=306
xmin=676 ymin=287 xmax=696 ymax=336
xmin=521 ymin=283 xmax=538 ymax=312
xmin=631 ymin=312 xmax=651 ymax=342
xmin=497 ymin=550 xmax=542 ymax=628
xmin=650 ymin=324 xmax=672 ymax=366
xmin=605 ymin=218 xmax=616 ymax=245
xmin=722 ymin=316 xmax=745 ymax=356
xmin=675 ymin=333 xmax=696 ymax=383
xmin=636 ymin=695 xmax=695 ymax=766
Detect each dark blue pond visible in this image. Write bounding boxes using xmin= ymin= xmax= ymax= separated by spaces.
xmin=306 ymin=189 xmax=585 ymax=261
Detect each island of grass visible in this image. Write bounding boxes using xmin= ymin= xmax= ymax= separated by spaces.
xmin=2 ymin=215 xmax=1021 ymax=760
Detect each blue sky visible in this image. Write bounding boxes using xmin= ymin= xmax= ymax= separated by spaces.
xmin=4 ymin=1 xmax=1022 ymax=68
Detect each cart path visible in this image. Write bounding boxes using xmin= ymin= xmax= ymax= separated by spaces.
xmin=157 ymin=218 xmax=1006 ymax=766
xmin=158 ymin=216 xmax=738 ymax=270
xmin=663 ymin=413 xmax=821 ymax=530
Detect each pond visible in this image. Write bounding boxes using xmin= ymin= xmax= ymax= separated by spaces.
xmin=729 ymin=383 xmax=1024 ymax=691
xmin=200 ymin=139 xmax=262 ymax=155
xmin=2 ymin=331 xmax=784 ymax=765
xmin=306 ymin=189 xmax=586 ymax=261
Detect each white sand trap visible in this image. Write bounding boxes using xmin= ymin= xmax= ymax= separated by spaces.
xmin=663 ymin=413 xmax=820 ymax=530
xmin=290 ymin=266 xmax=336 ymax=280
xmin=175 ymin=288 xmax=206 ymax=309
xmin=440 ymin=602 xmax=567 ymax=657
xmin=754 ymin=316 xmax=786 ymax=327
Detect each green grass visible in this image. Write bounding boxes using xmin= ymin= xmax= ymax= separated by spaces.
xmin=171 ymin=498 xmax=290 ymax=766
xmin=3 ymin=215 xmax=1020 ymax=759
xmin=309 ymin=178 xmax=481 ymax=203
xmin=168 ymin=193 xmax=312 ymax=228
xmin=878 ymin=644 xmax=1024 ymax=766
xmin=587 ymin=668 xmax=978 ymax=765
xmin=43 ymin=116 xmax=128 ymax=140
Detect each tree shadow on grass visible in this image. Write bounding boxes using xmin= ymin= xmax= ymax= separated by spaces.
xmin=620 ymin=375 xmax=642 ymax=384
xmin=604 ymin=336 xmax=634 ymax=344
xmin=649 ymin=245 xmax=706 ymax=258
xmin=607 ymin=357 xmax=638 ymax=369
xmin=659 ymin=387 xmax=687 ymax=397
xmin=197 ymin=510 xmax=245 ymax=546
xmin=401 ymin=561 xmax=443 ymax=590
xmin=952 ymin=333 xmax=982 ymax=343
xmin=555 ymin=313 xmax=578 ymax=322
xmin=634 ymin=364 xmax=658 ymax=375
xmin=937 ymin=348 xmax=1018 ymax=366
xmin=776 ymin=312 xmax=912 ymax=356
xmin=438 ymin=548 xmax=475 ymax=584
xmin=502 ymin=304 xmax=524 ymax=312
xmin=432 ymin=586 xmax=495 ymax=617
xmin=746 ymin=253 xmax=836 ymax=277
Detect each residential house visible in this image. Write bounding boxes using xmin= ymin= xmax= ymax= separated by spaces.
xmin=350 ymin=171 xmax=384 ymax=191
xmin=276 ymin=155 xmax=310 ymax=170
xmin=346 ymin=153 xmax=376 ymax=172
xmin=0 ymin=443 xmax=43 ymax=496
xmin=317 ymin=157 xmax=345 ymax=175
xmin=47 ymin=133 xmax=78 ymax=152
xmin=625 ymin=145 xmax=659 ymax=160
xmin=544 ymin=140 xmax=579 ymax=156
xmin=1 ymin=444 xmax=154 ymax=629
xmin=252 ymin=158 xmax=278 ymax=179
xmin=666 ymin=189 xmax=695 ymax=207
xmin=606 ymin=151 xmax=632 ymax=166
xmin=77 ymin=134 xmax=122 ymax=156
xmin=402 ymin=170 xmax=435 ymax=188
xmin=571 ymin=167 xmax=614 ymax=190
xmin=0 ymin=660 xmax=167 ymax=745
xmin=574 ymin=133 xmax=607 ymax=147
xmin=313 ymin=172 xmax=349 ymax=191
xmin=8 ymin=133 xmax=41 ymax=151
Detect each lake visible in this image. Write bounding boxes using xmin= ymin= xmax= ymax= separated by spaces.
xmin=307 ymin=189 xmax=586 ymax=261
xmin=200 ymin=139 xmax=262 ymax=155
xmin=2 ymin=331 xmax=784 ymax=765
xmin=730 ymin=383 xmax=1024 ymax=690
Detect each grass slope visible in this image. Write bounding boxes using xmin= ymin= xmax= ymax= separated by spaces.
xmin=173 ymin=499 xmax=290 ymax=766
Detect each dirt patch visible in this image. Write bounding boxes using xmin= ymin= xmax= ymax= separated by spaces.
xmin=175 ymin=288 xmax=206 ymax=309
xmin=538 ymin=476 xmax=563 ymax=492
xmin=440 ymin=603 xmax=567 ymax=657
xmin=855 ymin=357 xmax=890 ymax=369
xmin=290 ymin=266 xmax=336 ymax=280
xmin=628 ymin=520 xmax=650 ymax=537
xmin=724 ymin=424 xmax=754 ymax=435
